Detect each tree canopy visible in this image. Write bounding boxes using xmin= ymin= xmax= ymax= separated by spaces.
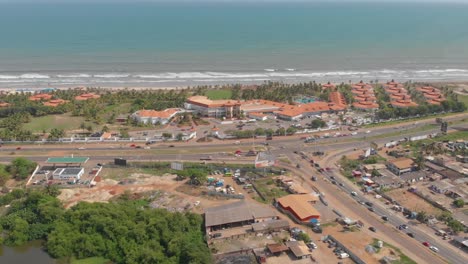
xmin=0 ymin=190 xmax=212 ymax=264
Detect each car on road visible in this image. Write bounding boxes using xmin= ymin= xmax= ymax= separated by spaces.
xmin=168 ymin=145 xmax=175 ymax=147
xmin=369 ymin=227 xmax=376 ymax=232
xmin=325 ymin=167 xmax=332 ymax=171
xmin=130 ymin=144 xmax=136 ymax=147
xmin=338 ymin=182 xmax=344 ymax=187
xmin=365 ymin=201 xmax=373 ymax=207
xmin=382 ymin=216 xmax=389 ymax=221
xmin=398 ymin=224 xmax=409 ymax=230
xmin=422 ymin=242 xmax=430 ymax=247
xmin=368 ymin=207 xmax=375 ymax=212
xmin=330 ymin=176 xmax=335 ymax=180
xmin=366 ymin=130 xmax=371 ymax=134
xmin=318 ymin=168 xmax=325 ymax=172
xmin=429 ymin=246 xmax=439 ymax=252
xmin=331 ymin=180 xmax=337 ymax=185
xmin=407 ymin=232 xmax=415 ymax=238
xmin=78 ymin=147 xmax=86 ymax=150
xmin=351 ymin=191 xmax=357 ymax=196
xmin=16 ymin=147 xmax=22 ymax=150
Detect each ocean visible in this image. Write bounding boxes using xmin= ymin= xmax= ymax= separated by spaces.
xmin=1 ymin=1 xmax=468 ymax=88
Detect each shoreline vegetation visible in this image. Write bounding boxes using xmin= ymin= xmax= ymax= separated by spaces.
xmin=0 ymin=81 xmax=466 ymax=141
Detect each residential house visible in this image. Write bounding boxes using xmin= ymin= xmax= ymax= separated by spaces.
xmin=387 ymin=157 xmax=415 ymax=176
xmin=131 ymin=108 xmax=182 ymax=125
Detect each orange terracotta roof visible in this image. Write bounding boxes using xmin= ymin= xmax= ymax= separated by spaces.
xmin=276 ymin=194 xmax=320 ymax=221
xmin=101 ymin=132 xmax=112 ymax=139
xmin=322 ymin=82 xmax=336 ymax=89
xmin=75 ymin=93 xmax=100 ymax=100
xmin=329 ymin=91 xmax=347 ymax=107
xmin=43 ymin=99 xmax=69 ymax=107
xmin=29 ymin=93 xmax=53 ymax=101
xmin=353 ymin=101 xmax=379 ymax=109
xmin=0 ymin=102 xmax=11 ymax=107
xmin=135 ymin=108 xmax=181 ymax=118
xmin=391 ymin=99 xmax=418 ymax=108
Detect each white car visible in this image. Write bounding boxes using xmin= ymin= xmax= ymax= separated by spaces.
xmin=77 ymin=147 xmax=86 ymax=150
xmin=429 ymin=246 xmax=439 ymax=252
xmin=366 ymin=130 xmax=371 ymax=134
xmin=351 ymin=191 xmax=357 ymax=196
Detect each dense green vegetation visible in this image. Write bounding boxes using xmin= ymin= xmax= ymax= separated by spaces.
xmin=0 ymin=157 xmax=37 ymax=186
xmin=0 ymin=190 xmax=211 ymax=264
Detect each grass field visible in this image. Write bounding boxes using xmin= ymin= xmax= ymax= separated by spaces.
xmin=23 ymin=113 xmax=89 ymax=132
xmin=458 ymin=94 xmax=468 ymax=109
xmin=253 ymin=177 xmax=289 ymax=203
xmin=205 ymin=89 xmax=232 ymax=100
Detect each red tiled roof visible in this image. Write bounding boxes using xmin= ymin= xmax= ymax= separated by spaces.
xmin=43 ymin=99 xmax=69 ymax=107
xmin=134 ymin=108 xmax=181 ymax=118
xmin=0 ymin=102 xmax=11 ymax=107
xmin=353 ymin=101 xmax=379 ymax=110
xmin=75 ymin=93 xmax=100 ymax=100
xmin=29 ymin=93 xmax=53 ymax=101
xmin=322 ymin=82 xmax=336 ymax=89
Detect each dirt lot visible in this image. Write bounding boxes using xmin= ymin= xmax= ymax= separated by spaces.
xmin=57 ymin=172 xmax=229 ymax=210
xmin=386 ymin=188 xmax=443 ymax=216
xmin=324 ymin=225 xmax=408 ymax=264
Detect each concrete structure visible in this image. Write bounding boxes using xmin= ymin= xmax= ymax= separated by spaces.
xmin=52 ymin=167 xmax=84 ymax=180
xmin=276 ymin=194 xmax=320 ymax=223
xmin=387 ymin=157 xmax=415 ymax=176
xmin=204 ymin=201 xmax=278 ymax=232
xmin=267 ymin=243 xmax=289 ymax=255
xmin=248 ymin=112 xmax=268 ymax=121
xmin=131 ymin=108 xmax=182 ymax=125
xmin=251 ymin=219 xmax=290 ymax=233
xmin=430 ymin=180 xmax=455 ymax=194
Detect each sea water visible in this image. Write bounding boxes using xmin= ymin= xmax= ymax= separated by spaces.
xmin=1 ymin=1 xmax=468 ymax=88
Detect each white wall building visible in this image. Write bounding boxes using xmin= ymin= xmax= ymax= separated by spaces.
xmin=52 ymin=168 xmax=84 ymax=180
xmin=131 ymin=108 xmax=182 ymax=125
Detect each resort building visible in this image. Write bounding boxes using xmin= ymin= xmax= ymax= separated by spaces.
xmin=185 ymin=95 xmax=346 ymax=120
xmin=275 ymin=194 xmax=320 ymax=223
xmin=351 ymin=81 xmax=379 ymax=111
xmin=29 ymin=93 xmax=53 ymax=101
xmin=184 ymin=96 xmax=242 ymax=118
xmin=75 ymin=93 xmax=101 ymax=101
xmin=131 ymin=108 xmax=182 ymax=125
xmin=383 ymin=80 xmax=418 ymax=108
xmin=416 ymin=86 xmax=446 ymax=105
xmin=0 ymin=102 xmax=11 ymax=107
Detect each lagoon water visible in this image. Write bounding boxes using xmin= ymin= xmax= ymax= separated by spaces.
xmin=1 ymin=2 xmax=468 ymax=88
xmin=0 ymin=241 xmax=55 ymax=264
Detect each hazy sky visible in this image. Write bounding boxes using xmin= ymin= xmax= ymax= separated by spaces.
xmin=1 ymin=0 xmax=468 ymax=3
xmin=1 ymin=0 xmax=468 ymax=2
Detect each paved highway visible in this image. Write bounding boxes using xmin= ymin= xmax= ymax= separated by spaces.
xmin=0 ymin=115 xmax=466 ymax=263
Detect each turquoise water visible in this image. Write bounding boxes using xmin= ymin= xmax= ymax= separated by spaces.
xmin=1 ymin=2 xmax=468 ymax=87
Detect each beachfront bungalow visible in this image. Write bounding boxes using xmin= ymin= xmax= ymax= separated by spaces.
xmin=353 ymin=100 xmax=379 ymax=111
xmin=43 ymin=99 xmax=69 ymax=107
xmin=29 ymin=93 xmax=53 ymax=101
xmin=131 ymin=108 xmax=182 ymax=125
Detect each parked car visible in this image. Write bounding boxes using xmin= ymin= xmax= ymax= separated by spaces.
xmin=407 ymin=232 xmax=415 ymax=238
xmin=369 ymin=227 xmax=376 ymax=232
xmin=422 ymin=242 xmax=430 ymax=247
xmin=382 ymin=216 xmax=389 ymax=221
xmin=212 ymin=233 xmax=222 ymax=238
xmin=365 ymin=201 xmax=373 ymax=207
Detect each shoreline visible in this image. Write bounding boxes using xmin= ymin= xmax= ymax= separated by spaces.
xmin=1 ymin=79 xmax=468 ymax=92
